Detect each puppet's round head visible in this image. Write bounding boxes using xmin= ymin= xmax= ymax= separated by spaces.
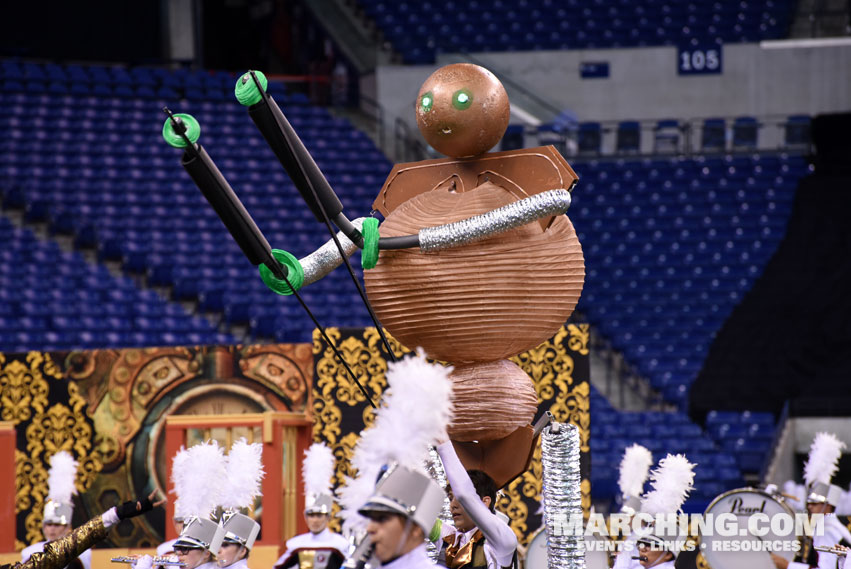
xmin=415 ymin=63 xmax=510 ymax=159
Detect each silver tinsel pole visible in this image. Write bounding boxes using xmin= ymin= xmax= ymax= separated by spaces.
xmin=541 ymin=422 xmax=586 ymax=569
xmin=300 ymin=217 xmax=366 ymax=285
xmin=418 ymin=189 xmax=572 ymax=252
xmin=424 ymin=446 xmax=452 ymax=563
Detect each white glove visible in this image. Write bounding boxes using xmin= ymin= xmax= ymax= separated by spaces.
xmin=133 ymin=554 xmax=154 ymax=569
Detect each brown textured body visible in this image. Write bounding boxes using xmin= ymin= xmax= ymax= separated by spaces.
xmin=447 ymin=360 xmax=539 ymax=441
xmin=364 ymin=181 xmax=585 ymax=364
xmin=372 ymin=145 xmax=579 ymax=225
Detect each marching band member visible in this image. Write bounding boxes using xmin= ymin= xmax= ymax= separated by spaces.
xmin=171 ymin=441 xmax=228 ymax=569
xmin=217 ymin=439 xmax=265 ymax=569
xmin=434 ymin=441 xmax=517 ymax=569
xmin=777 ymin=433 xmax=851 ymax=569
xmin=612 ymin=444 xmax=654 ymax=569
xmin=359 ymin=465 xmax=447 ymax=569
xmin=3 ymin=492 xmax=162 ymax=569
xmin=633 ymin=454 xmax=696 ymax=569
xmin=21 ymin=452 xmax=92 ymax=569
xmin=275 ymin=443 xmax=349 ymax=569
xmin=337 ymin=350 xmax=453 ymax=569
xmin=216 ymin=514 xmax=259 ymax=569
xmin=156 ymin=515 xmax=184 ymax=558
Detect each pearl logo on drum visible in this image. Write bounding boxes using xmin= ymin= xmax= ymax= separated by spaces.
xmin=728 ymin=497 xmax=768 ymax=515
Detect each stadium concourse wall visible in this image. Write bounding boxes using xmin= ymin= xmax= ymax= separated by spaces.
xmin=366 ymin=40 xmax=851 ymax=144
xmin=765 ymin=418 xmax=851 ymax=488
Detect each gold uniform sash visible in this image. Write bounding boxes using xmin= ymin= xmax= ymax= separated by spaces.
xmin=444 ymin=530 xmax=487 ymax=569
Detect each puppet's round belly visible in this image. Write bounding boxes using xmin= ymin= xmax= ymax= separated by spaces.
xmin=363 ymin=182 xmax=585 ymax=363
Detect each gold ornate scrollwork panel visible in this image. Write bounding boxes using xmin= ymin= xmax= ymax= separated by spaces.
xmin=3 ymin=344 xmax=314 ymax=549
xmin=0 ymin=351 xmax=102 ymax=546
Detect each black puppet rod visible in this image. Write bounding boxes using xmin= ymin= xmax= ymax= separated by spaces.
xmin=161 ymin=107 xmax=380 ymax=407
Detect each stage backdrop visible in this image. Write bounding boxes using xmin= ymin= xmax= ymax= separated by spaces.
xmin=1 ymin=345 xmax=314 ymax=550
xmin=312 ymin=323 xmax=591 ymax=545
xmin=2 ymin=324 xmax=588 ymax=551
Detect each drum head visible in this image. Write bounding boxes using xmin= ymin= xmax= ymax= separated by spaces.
xmin=701 ymin=488 xmax=799 ymax=569
xmin=525 ymin=529 xmax=547 ymax=569
xmin=524 ymin=529 xmax=610 ymax=569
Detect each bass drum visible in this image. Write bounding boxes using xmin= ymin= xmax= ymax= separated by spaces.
xmin=700 ymin=487 xmax=800 ymax=569
xmin=525 ymin=528 xmax=611 ymax=569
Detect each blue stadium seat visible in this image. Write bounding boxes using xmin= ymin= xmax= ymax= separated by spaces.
xmin=732 ymin=117 xmax=759 ymax=150
xmin=578 ymin=122 xmax=602 ymax=154
xmin=701 ymin=118 xmax=726 ymax=152
xmin=652 ymin=118 xmax=680 ymax=149
xmin=616 ymin=121 xmax=641 ymax=153
xmin=0 ymin=215 xmax=237 ymax=353
xmin=358 ymin=0 xmax=793 ymax=61
xmin=784 ymin=115 xmax=811 ymax=148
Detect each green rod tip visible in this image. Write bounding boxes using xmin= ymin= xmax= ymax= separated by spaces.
xmin=162 ymin=114 xmax=200 ymax=148
xmin=259 ymin=249 xmax=304 ymax=295
xmin=235 ymin=70 xmax=268 ymax=106
xmin=361 ymin=218 xmax=380 ymax=270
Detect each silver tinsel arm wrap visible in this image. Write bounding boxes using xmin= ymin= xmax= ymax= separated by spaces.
xmin=424 ymin=446 xmax=452 ymax=562
xmin=542 ymin=422 xmax=586 ymax=569
xmin=417 ymin=189 xmax=572 ymax=252
xmin=300 ymin=217 xmax=366 ymax=285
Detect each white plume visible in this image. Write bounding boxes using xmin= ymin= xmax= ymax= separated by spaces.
xmin=172 ymin=441 xmax=228 ymax=520
xmin=303 ymin=443 xmax=335 ymax=499
xmin=641 ymin=454 xmax=696 ymax=515
xmin=804 ymin=432 xmax=845 ymax=487
xmin=47 ymin=451 xmax=79 ymax=503
xmin=782 ymin=480 xmax=806 ymax=511
xmin=618 ymin=444 xmax=653 ymax=499
xmin=221 ymin=438 xmax=265 ymax=511
xmin=337 ymin=350 xmax=453 ymax=533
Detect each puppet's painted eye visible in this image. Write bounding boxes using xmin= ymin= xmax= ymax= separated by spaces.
xmin=420 ymin=92 xmax=434 ymax=112
xmin=452 ymin=89 xmax=472 ymax=110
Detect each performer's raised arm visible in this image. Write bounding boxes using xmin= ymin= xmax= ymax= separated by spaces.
xmin=436 ymin=441 xmax=517 ymax=569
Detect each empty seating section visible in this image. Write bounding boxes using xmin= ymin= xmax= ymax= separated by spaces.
xmin=358 ymin=0 xmax=795 ymax=63
xmin=0 ymin=61 xmax=280 ymax=102
xmin=0 ymin=216 xmax=235 ymax=352
xmin=573 ymin=154 xmax=808 ymax=410
xmin=0 ymin=60 xmax=390 ymax=347
xmin=590 ymin=386 xmax=743 ymax=510
xmin=704 ymin=410 xmax=776 ymax=472
xmin=0 ymin=60 xmax=793 ymax=504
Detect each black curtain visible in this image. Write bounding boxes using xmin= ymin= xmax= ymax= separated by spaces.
xmin=0 ymin=1 xmax=163 ymax=63
xmin=690 ymin=113 xmax=851 ymax=422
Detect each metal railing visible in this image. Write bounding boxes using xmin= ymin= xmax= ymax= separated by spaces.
xmin=393 ymin=116 xmax=432 ymax=163
xmin=799 ymin=0 xmax=851 ymax=37
xmin=512 ymin=114 xmax=812 ymax=158
xmin=358 ymin=94 xmax=386 ymax=150
xmin=760 ymin=400 xmax=791 ymax=483
xmin=452 ymin=51 xmax=565 ymax=123
xmin=371 ymin=109 xmax=811 ymax=165
xmin=588 ymin=322 xmax=672 ymax=411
